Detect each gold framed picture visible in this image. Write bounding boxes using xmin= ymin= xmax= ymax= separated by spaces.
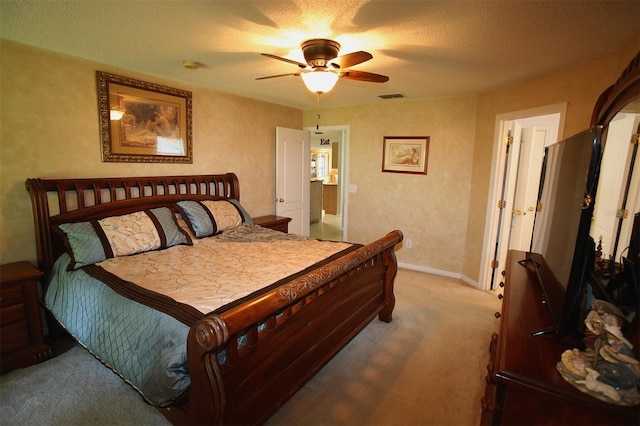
xmin=97 ymin=71 xmax=193 ymax=163
xmin=382 ymin=136 xmax=429 ymax=174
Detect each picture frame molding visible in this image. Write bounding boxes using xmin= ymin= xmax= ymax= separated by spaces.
xmin=382 ymin=136 xmax=430 ymax=175
xmin=97 ymin=71 xmax=193 ymax=163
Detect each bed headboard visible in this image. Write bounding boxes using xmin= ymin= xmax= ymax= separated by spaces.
xmin=25 ymin=173 xmax=240 ymax=276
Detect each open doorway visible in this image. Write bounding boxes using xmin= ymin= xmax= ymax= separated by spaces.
xmin=306 ymin=125 xmax=349 ymax=241
xmin=480 ymin=104 xmax=567 ymax=291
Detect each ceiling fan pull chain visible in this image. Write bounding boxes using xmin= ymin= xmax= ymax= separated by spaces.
xmin=316 ymin=93 xmax=320 ymax=130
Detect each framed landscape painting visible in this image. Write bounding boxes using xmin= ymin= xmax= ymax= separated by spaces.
xmin=97 ymin=71 xmax=193 ymax=163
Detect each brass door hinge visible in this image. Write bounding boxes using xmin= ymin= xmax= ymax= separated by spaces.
xmin=490 ymin=260 xmax=499 ymax=269
xmin=498 ymin=200 xmax=506 ymax=209
xmin=504 ymin=135 xmax=513 ymax=146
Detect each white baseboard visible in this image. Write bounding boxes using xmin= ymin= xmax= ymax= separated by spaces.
xmin=398 ymin=262 xmax=481 ymax=290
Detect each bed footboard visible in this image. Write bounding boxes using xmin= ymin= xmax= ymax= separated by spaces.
xmin=165 ymin=230 xmax=402 ymax=425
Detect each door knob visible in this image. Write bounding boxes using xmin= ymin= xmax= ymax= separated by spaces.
xmin=277 ymin=198 xmax=285 ymax=203
xmin=511 ymin=209 xmax=523 ymax=216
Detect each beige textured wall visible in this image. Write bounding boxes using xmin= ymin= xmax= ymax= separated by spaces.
xmin=305 ymin=31 xmax=639 ymax=285
xmin=0 ymin=40 xmax=302 ymax=265
xmin=303 ymin=97 xmax=478 ymax=274
xmin=3 ymin=34 xmax=638 ymax=282
xmin=462 ymin=32 xmax=640 ymax=283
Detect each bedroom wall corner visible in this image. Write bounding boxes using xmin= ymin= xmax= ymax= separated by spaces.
xmin=0 ymin=40 xmax=302 ymax=265
xmin=462 ymin=29 xmax=640 ymax=287
xmin=303 ymin=96 xmax=478 ymax=275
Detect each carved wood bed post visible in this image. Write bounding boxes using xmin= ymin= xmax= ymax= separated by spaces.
xmin=186 ymin=316 xmax=230 ymax=425
xmin=379 ymin=237 xmax=400 ymax=322
xmin=25 ymin=178 xmax=53 ymax=274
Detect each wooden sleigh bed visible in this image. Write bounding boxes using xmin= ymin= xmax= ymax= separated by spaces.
xmin=25 ymin=173 xmax=403 ymax=425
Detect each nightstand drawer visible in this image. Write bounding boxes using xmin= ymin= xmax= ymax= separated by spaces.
xmin=0 ymin=303 xmax=26 ymax=326
xmin=253 ymin=215 xmax=292 ymax=233
xmin=0 ymin=284 xmax=24 ymax=307
xmin=1 ymin=320 xmax=30 ymax=353
xmin=0 ymin=261 xmax=53 ymax=373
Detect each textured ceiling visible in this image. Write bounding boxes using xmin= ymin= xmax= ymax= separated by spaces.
xmin=1 ymin=0 xmax=639 ymax=110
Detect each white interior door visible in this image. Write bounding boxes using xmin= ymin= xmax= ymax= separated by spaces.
xmin=508 ymin=125 xmax=549 ymax=250
xmin=481 ymin=105 xmax=565 ymax=291
xmin=592 ymin=113 xmax=639 ymax=259
xmin=276 ymin=127 xmax=310 ymax=236
xmin=494 ymin=123 xmax=555 ymax=281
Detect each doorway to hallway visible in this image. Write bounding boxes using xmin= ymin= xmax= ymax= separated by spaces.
xmin=306 ymin=125 xmax=350 ymax=241
xmin=480 ymin=104 xmax=567 ymax=291
xmin=310 ymin=214 xmax=343 ymax=241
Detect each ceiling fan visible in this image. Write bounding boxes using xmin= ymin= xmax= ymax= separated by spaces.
xmin=256 ymin=39 xmax=389 ymax=94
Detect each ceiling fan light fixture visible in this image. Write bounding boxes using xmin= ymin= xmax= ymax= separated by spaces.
xmin=301 ymin=70 xmax=339 ymax=94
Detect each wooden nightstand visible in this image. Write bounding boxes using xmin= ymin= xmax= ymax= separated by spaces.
xmin=1 ymin=261 xmax=54 ymax=374
xmin=253 ymin=215 xmax=292 ymax=233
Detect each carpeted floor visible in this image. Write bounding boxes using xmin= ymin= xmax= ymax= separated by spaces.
xmin=0 ymin=268 xmax=500 ymax=426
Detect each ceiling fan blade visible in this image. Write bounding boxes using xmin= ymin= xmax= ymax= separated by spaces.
xmin=331 ymin=51 xmax=372 ymax=69
xmin=255 ymin=72 xmax=300 ymax=80
xmin=260 ymin=53 xmax=308 ymax=68
xmin=341 ymin=70 xmax=389 ymax=83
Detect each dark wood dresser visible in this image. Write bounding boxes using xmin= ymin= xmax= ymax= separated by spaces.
xmin=481 ymin=250 xmax=638 ymax=425
xmin=1 ymin=261 xmax=54 ymax=373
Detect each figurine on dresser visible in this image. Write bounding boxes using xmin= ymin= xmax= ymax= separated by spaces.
xmin=557 ymin=300 xmax=640 ymax=406
xmin=583 ymin=301 xmax=624 ymax=351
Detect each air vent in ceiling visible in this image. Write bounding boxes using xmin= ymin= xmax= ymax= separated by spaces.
xmin=378 ymin=93 xmax=405 ymax=99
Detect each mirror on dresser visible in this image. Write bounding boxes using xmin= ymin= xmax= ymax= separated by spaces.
xmin=588 ymin=52 xmax=640 ymax=345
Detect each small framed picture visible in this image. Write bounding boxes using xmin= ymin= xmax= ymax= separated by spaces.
xmin=382 ymin=136 xmax=429 ymax=174
xmin=97 ymin=71 xmax=193 ymax=163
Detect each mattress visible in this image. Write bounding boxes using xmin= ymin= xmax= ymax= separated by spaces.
xmin=44 ymin=225 xmax=357 ymax=406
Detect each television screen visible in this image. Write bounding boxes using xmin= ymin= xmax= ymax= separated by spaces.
xmin=528 ymin=126 xmax=602 ymax=335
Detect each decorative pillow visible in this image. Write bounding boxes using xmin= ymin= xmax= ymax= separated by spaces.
xmin=57 ymin=207 xmax=191 ymax=269
xmin=176 ymin=199 xmax=253 ymax=238
xmin=175 ymin=215 xmax=199 ymax=244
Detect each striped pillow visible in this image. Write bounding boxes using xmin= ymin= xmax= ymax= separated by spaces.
xmin=56 ymin=207 xmax=191 ymax=270
xmin=176 ymin=199 xmax=253 ymax=238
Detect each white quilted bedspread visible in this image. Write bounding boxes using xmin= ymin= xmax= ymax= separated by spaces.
xmin=97 ymin=233 xmax=353 ymax=314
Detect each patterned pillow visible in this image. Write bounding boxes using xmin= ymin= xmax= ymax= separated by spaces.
xmin=176 ymin=199 xmax=253 ymax=238
xmin=56 ymin=207 xmax=192 ymax=270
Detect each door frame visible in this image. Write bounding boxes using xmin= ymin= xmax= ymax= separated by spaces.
xmin=304 ymin=124 xmax=351 ymax=240
xmin=479 ymin=103 xmax=567 ymax=291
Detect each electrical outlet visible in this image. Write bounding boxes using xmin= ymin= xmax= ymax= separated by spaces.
xmin=406 ymin=239 xmax=412 ymax=248
xmin=349 ymin=184 xmax=357 ymax=193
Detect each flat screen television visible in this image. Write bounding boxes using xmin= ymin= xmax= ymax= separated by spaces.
xmin=525 ymin=126 xmax=603 ymax=336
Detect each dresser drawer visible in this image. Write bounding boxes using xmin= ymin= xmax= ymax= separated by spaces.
xmin=0 ymin=283 xmax=24 ymax=307
xmin=0 ymin=303 xmax=26 ymax=326
xmin=1 ymin=320 xmax=30 ymax=353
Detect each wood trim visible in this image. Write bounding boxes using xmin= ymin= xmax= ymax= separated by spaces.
xmin=591 ymin=52 xmax=640 ymax=128
xmin=25 ymin=173 xmax=239 ymax=275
